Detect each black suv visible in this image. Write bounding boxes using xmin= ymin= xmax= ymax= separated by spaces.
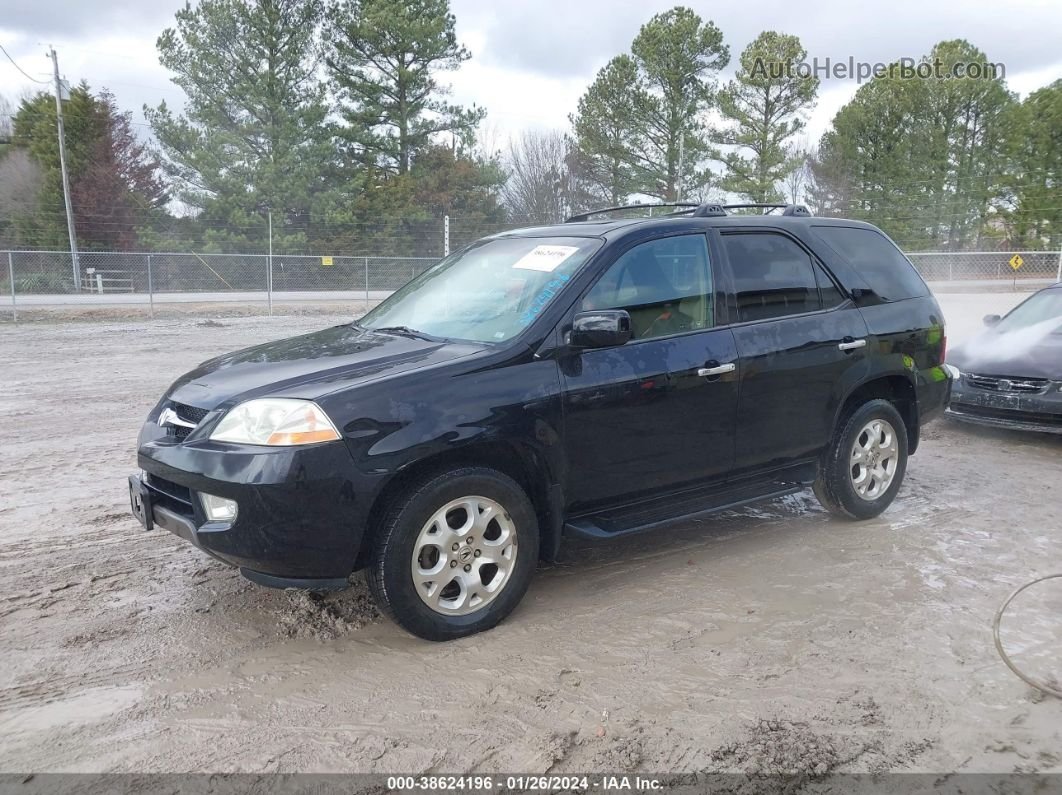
xmin=129 ymin=202 xmax=950 ymax=640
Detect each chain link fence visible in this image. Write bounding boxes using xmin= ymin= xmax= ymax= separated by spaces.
xmin=1 ymin=250 xmax=438 ymax=318
xmin=2 ymin=246 xmax=1060 ymax=321
xmin=905 ymin=250 xmax=1062 ymax=283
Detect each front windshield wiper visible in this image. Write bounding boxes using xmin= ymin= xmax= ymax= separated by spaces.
xmin=369 ymin=325 xmax=442 ymax=342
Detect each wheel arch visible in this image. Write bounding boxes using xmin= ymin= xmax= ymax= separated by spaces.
xmin=354 ymin=439 xmax=562 ymax=570
xmin=837 ymin=373 xmax=920 ymax=454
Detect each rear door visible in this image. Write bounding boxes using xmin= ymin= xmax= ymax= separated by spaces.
xmin=716 ymin=228 xmax=870 ymax=475
xmin=560 ymin=233 xmax=738 ymax=510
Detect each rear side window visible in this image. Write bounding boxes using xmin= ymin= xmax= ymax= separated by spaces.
xmin=722 ymin=232 xmax=821 ymax=322
xmin=811 ymin=226 xmax=928 ymax=301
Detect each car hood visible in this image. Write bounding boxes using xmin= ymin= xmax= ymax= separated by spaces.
xmin=949 ymin=325 xmax=1062 ymax=380
xmin=166 ymin=325 xmax=488 ymax=409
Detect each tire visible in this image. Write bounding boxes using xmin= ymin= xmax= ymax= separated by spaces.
xmin=813 ymin=398 xmax=909 ymax=521
xmin=367 ymin=466 xmax=539 ymax=641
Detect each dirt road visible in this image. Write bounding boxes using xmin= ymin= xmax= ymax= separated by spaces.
xmin=0 ymin=299 xmax=1059 ymax=775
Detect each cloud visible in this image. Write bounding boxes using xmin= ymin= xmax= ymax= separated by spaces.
xmin=0 ymin=0 xmax=183 ymax=39
xmin=453 ymin=0 xmax=659 ymax=79
xmin=457 ymin=0 xmax=1062 ymax=82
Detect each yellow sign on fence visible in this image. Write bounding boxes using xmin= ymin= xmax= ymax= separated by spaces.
xmin=1009 ymin=253 xmax=1024 ymax=271
xmin=321 ymin=256 xmax=334 ymax=267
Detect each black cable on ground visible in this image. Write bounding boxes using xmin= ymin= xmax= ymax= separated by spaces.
xmin=993 ymin=573 xmax=1062 ymax=699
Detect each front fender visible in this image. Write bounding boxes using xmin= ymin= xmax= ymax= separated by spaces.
xmin=317 ymin=356 xmax=566 ymax=562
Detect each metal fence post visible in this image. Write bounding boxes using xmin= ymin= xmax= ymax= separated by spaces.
xmin=267 ymin=211 xmax=274 ymax=316
xmin=7 ymin=252 xmax=15 ymax=322
xmin=147 ymin=254 xmax=154 ymax=319
xmin=364 ymin=257 xmax=369 ymax=309
xmin=443 ymin=215 xmax=450 ymax=257
xmin=1056 ymin=245 xmax=1061 ymax=283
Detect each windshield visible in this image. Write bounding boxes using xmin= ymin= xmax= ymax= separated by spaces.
xmin=359 ymin=236 xmax=602 ymax=342
xmin=996 ymin=289 xmax=1062 ymax=333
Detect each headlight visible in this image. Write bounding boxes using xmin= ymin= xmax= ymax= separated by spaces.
xmin=210 ymin=398 xmax=340 ymax=446
xmin=944 ymin=364 xmax=961 ymax=380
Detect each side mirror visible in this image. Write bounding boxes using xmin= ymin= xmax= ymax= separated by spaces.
xmin=570 ymin=310 xmax=632 ymax=349
xmin=983 ymin=314 xmax=1002 ymax=327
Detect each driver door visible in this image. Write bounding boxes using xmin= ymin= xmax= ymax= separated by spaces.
xmin=559 ymin=233 xmax=738 ymax=511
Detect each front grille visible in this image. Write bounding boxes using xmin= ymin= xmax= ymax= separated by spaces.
xmin=144 ymin=473 xmax=196 ymax=517
xmin=174 ymin=403 xmax=210 ymax=424
xmin=964 ymin=374 xmax=1049 ymax=394
xmin=952 ymin=403 xmax=1062 ymax=427
xmin=165 ymin=402 xmax=210 ymax=441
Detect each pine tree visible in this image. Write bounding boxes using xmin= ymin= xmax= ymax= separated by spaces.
xmin=718 ymin=31 xmax=818 ymax=204
xmin=809 ymin=40 xmax=1014 ymax=249
xmin=569 ymin=7 xmax=728 ymax=204
xmin=628 ymin=7 xmax=729 ymax=200
xmin=1002 ymin=79 xmax=1062 ymax=246
xmin=569 ymin=55 xmax=641 ymax=206
xmin=326 ymin=0 xmax=484 ymax=176
xmin=147 ymin=0 xmax=331 ymax=252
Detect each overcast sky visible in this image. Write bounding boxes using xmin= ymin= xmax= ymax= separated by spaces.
xmin=2 ymin=0 xmax=1061 ymax=151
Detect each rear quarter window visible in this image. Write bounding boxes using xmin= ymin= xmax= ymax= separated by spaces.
xmin=810 ymin=226 xmax=928 ymax=301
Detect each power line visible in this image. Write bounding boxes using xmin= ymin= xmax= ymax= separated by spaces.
xmin=0 ymin=42 xmax=49 ymax=85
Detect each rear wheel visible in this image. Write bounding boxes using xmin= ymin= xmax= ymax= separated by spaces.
xmin=367 ymin=467 xmax=538 ymax=641
xmin=814 ymin=399 xmax=908 ymax=520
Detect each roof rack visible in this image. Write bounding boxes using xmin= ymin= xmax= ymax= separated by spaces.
xmin=723 ymin=203 xmax=811 ymax=217
xmin=671 ymin=203 xmax=727 ymax=217
xmin=565 ymin=201 xmax=810 ymax=223
xmin=566 ymin=202 xmax=699 ymax=223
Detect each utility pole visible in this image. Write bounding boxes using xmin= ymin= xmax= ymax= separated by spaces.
xmin=49 ymin=47 xmax=80 ymax=291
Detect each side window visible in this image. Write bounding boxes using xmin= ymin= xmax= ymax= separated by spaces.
xmin=722 ymin=232 xmax=821 ymax=322
xmin=810 ymin=225 xmax=929 ymax=301
xmin=815 ymin=261 xmax=845 ymax=308
xmin=581 ymin=235 xmax=713 ymax=340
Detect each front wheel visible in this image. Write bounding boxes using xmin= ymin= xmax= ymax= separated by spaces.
xmin=813 ymin=399 xmax=909 ymax=520
xmin=367 ymin=467 xmax=539 ymax=641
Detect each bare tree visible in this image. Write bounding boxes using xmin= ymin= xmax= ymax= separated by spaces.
xmin=474 ymin=119 xmax=505 ymax=163
xmin=0 ymin=149 xmax=43 ymax=247
xmin=782 ymin=143 xmax=812 ymax=205
xmin=0 ymin=94 xmax=13 ymax=145
xmin=501 ymin=130 xmax=571 ymax=224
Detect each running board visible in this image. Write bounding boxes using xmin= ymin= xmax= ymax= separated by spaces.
xmin=563 ymin=481 xmax=803 ymax=541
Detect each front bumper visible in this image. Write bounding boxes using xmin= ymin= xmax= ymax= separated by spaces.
xmin=947 ymin=378 xmax=1062 ymax=435
xmin=131 ymin=426 xmax=379 ymax=583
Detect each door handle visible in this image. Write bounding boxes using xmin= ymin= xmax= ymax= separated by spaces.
xmin=697 ymin=363 xmax=736 ymax=377
xmin=838 ymin=339 xmax=867 ymax=351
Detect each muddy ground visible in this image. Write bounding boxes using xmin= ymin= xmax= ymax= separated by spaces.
xmin=0 ymin=295 xmax=1059 ymax=775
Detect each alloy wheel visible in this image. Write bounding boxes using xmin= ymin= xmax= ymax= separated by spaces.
xmin=850 ymin=418 xmax=899 ymax=501
xmin=410 ymin=496 xmax=517 ymax=616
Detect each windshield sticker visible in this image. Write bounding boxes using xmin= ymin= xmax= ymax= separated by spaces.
xmin=519 ymin=273 xmax=571 ymax=327
xmin=512 ymin=245 xmax=580 ymax=272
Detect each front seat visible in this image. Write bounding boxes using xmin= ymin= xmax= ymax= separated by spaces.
xmin=625 ymin=252 xmax=693 ymax=338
